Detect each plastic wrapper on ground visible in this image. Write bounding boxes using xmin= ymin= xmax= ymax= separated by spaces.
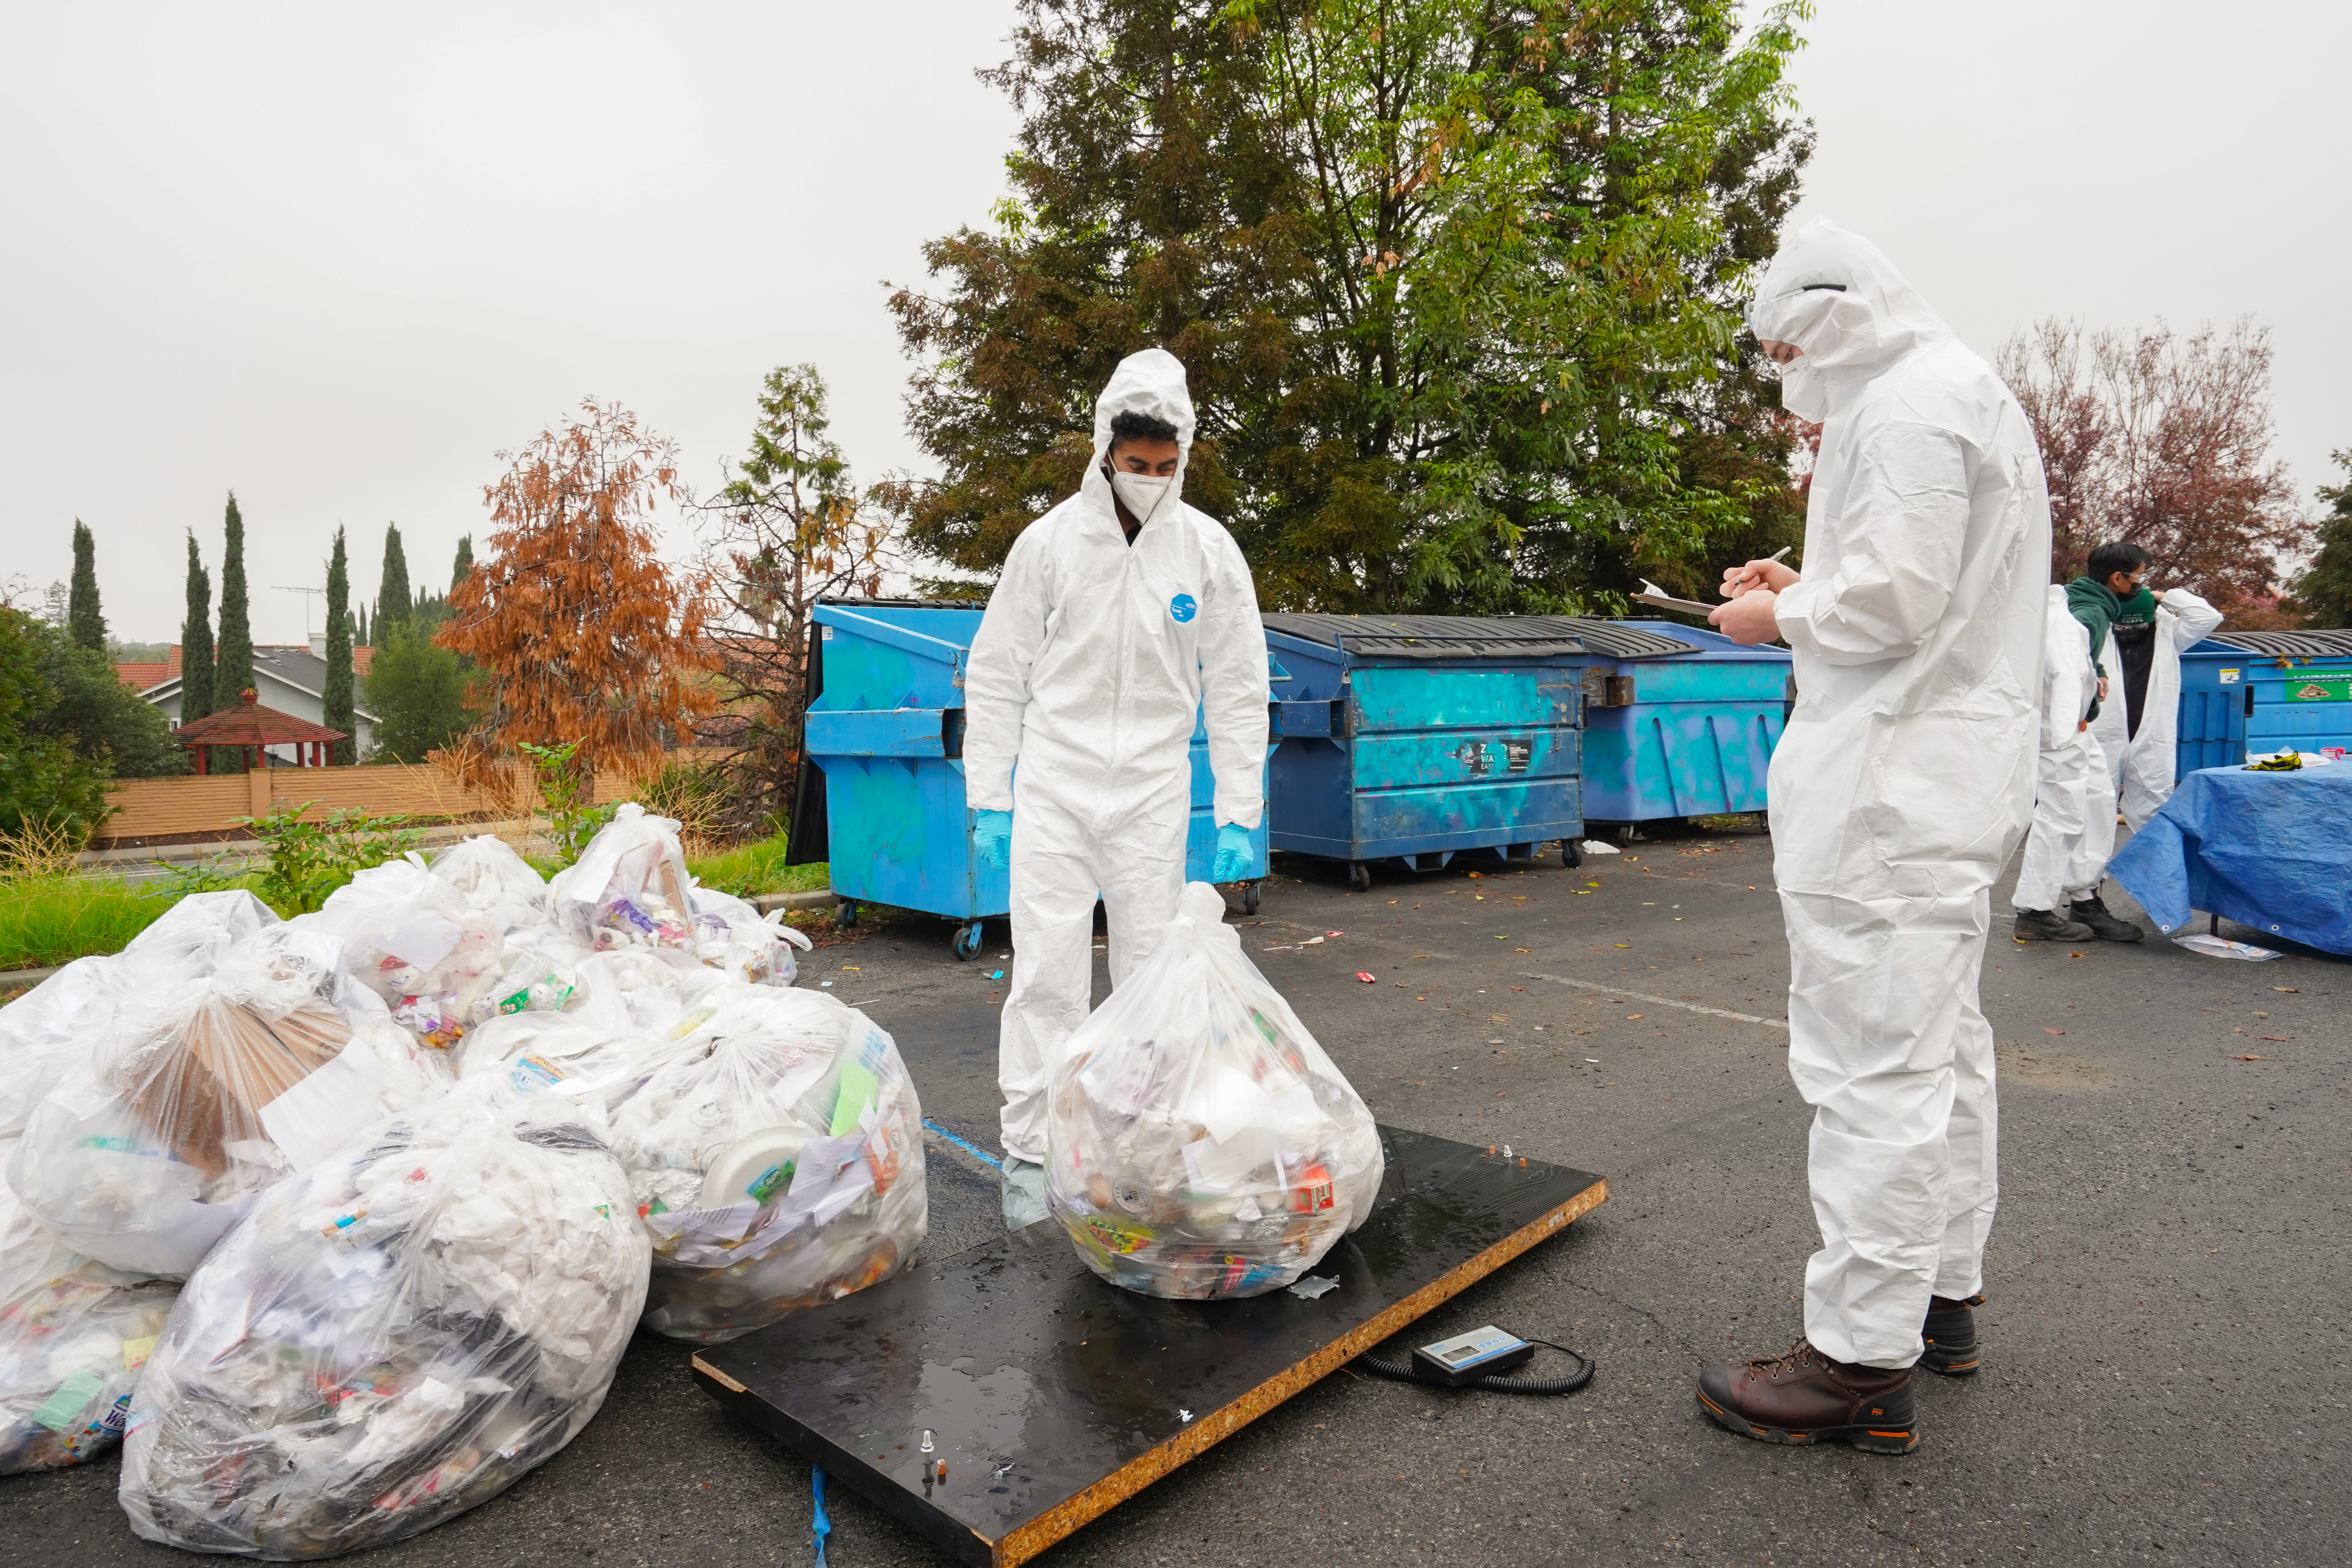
xmin=548 ymin=804 xmax=699 ymax=962
xmin=0 ymin=890 xmax=278 ymax=1139
xmin=0 ymin=1137 xmax=179 ymax=1474
xmin=308 ymin=858 xmax=507 ymax=1052
xmin=427 ymin=835 xmax=552 ymax=936
xmin=1045 ymin=882 xmax=1382 ymax=1300
xmin=612 ymin=983 xmax=925 ymax=1343
xmin=117 ymin=1087 xmax=649 ymax=1559
xmin=7 ymin=926 xmax=445 ymax=1278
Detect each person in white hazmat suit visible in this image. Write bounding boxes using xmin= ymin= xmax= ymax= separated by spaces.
xmin=2009 ymin=586 xmax=2114 ymax=943
xmin=2078 ymin=547 xmax=2223 ymax=831
xmin=1701 ymin=220 xmax=2051 ymax=1454
xmin=964 ymin=349 xmax=1271 ymax=1226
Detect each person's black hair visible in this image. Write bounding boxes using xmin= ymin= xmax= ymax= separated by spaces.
xmin=2087 ymin=540 xmax=2152 ymax=583
xmin=1108 ymin=410 xmax=1180 ymax=452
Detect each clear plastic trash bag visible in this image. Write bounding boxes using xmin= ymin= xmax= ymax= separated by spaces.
xmin=686 ymin=885 xmax=813 ymax=988
xmin=568 ymin=949 xmax=727 ymax=1039
xmin=454 ymin=1010 xmax=676 ymax=1115
xmin=548 ymin=803 xmax=698 ymax=962
xmin=426 ymin=835 xmax=551 ymax=936
xmin=0 ymin=889 xmax=278 ymax=1139
xmin=612 ymin=983 xmax=926 ymax=1342
xmin=1046 ymin=883 xmax=1382 ymax=1300
xmin=0 ymin=1138 xmax=178 ymax=1475
xmin=308 ymin=858 xmax=508 ymax=1052
xmin=117 ymin=1087 xmax=650 ymax=1560
xmin=8 ymin=927 xmax=446 ymax=1278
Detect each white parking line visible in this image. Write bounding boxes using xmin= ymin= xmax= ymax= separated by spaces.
xmin=1520 ymin=971 xmax=1789 ymax=1030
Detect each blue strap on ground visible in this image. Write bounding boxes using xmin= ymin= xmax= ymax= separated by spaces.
xmin=812 ymin=1465 xmax=831 ymax=1567
xmin=2107 ymin=764 xmax=2352 ymax=954
xmin=923 ymin=1116 xmax=1003 ymax=1170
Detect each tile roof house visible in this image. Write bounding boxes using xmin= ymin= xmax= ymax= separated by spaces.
xmin=133 ymin=635 xmax=379 ymax=763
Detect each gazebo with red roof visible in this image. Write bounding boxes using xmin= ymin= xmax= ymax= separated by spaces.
xmin=173 ymin=689 xmax=347 ymax=774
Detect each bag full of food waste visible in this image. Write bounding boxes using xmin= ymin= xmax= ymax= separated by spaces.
xmin=0 ymin=1138 xmax=178 ymax=1475
xmin=547 ymin=803 xmax=699 ymax=962
xmin=611 ymin=983 xmax=925 ymax=1342
xmin=117 ymin=1086 xmax=649 ymax=1559
xmin=308 ymin=858 xmax=507 ymax=1051
xmin=427 ymin=835 xmax=551 ymax=936
xmin=1 ymin=889 xmax=278 ymax=1139
xmin=1045 ymin=882 xmax=1382 ymax=1300
xmin=7 ymin=926 xmax=446 ymax=1279
xmin=684 ymin=885 xmax=813 ymax=987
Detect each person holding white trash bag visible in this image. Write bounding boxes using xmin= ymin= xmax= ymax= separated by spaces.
xmin=964 ymin=350 xmax=1271 ymax=1225
xmin=1703 ymin=220 xmax=2050 ymax=1453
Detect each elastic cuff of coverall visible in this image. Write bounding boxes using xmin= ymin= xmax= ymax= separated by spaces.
xmin=1213 ymin=805 xmax=1265 ymax=831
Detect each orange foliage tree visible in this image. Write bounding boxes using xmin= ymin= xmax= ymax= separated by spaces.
xmin=441 ymin=399 xmax=716 ymax=790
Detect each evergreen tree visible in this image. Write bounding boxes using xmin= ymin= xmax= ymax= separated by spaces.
xmin=180 ymin=532 xmax=215 ymax=724
xmin=68 ymin=519 xmax=106 ymax=651
xmin=2290 ymin=450 xmax=2352 ymax=629
xmin=324 ymin=526 xmax=358 ymax=764
xmin=376 ymin=523 xmax=412 ymax=643
xmin=451 ymin=534 xmax=474 ymax=590
xmin=213 ymin=492 xmax=257 ymax=769
xmin=355 ymin=602 xmax=369 ymax=647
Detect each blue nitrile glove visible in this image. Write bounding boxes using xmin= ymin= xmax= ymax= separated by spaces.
xmin=1211 ymin=821 xmax=1254 ymax=883
xmin=974 ymin=808 xmax=1013 ymax=871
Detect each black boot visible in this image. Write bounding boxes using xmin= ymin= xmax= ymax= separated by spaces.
xmin=1919 ymin=1294 xmax=1983 ymax=1377
xmin=2012 ymin=908 xmax=2092 ymax=943
xmin=2068 ymin=893 xmax=2144 ymax=943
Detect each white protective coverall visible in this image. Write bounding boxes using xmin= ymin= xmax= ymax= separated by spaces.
xmin=2012 ymin=587 xmax=2115 ymax=913
xmin=1748 ymin=220 xmax=2052 ymax=1369
xmin=2086 ymin=588 xmax=2223 ymax=829
xmin=964 ymin=349 xmax=1271 ymax=1164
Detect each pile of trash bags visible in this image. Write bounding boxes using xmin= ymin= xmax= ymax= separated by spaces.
xmin=1046 ymin=882 xmax=1382 ymax=1300
xmin=0 ymin=803 xmax=921 ymax=1554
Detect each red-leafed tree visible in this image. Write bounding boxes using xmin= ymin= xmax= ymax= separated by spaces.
xmin=2000 ymin=317 xmax=2311 ymax=622
xmin=441 ymin=399 xmax=717 ymax=791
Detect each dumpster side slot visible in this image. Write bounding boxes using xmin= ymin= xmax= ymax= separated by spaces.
xmin=804 ymin=708 xmax=954 ymax=758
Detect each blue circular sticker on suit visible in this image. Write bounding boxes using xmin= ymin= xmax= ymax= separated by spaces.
xmin=1169 ymin=593 xmax=1198 ymax=623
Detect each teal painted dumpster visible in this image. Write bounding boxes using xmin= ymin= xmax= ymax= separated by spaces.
xmin=1574 ymin=620 xmax=1792 ymax=829
xmin=2173 ymin=638 xmax=2251 ymax=778
xmin=2210 ymin=629 xmax=2352 ymax=763
xmin=786 ymin=601 xmax=1277 ymax=956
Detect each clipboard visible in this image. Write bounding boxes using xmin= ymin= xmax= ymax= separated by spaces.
xmin=1632 ymin=580 xmax=1718 ymax=618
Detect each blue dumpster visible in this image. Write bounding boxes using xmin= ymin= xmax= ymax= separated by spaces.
xmin=1572 ymin=619 xmax=1793 ymax=829
xmin=2208 ymin=629 xmax=2352 ymax=765
xmin=788 ymin=601 xmax=1276 ymax=957
xmin=1260 ymin=615 xmax=1678 ymax=889
xmin=2173 ymin=638 xmax=2250 ymax=778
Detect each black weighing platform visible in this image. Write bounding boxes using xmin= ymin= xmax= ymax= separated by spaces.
xmin=691 ymin=1126 xmax=1606 ymax=1566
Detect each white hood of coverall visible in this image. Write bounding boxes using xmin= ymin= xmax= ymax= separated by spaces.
xmin=1748 ymin=220 xmax=1954 ymax=423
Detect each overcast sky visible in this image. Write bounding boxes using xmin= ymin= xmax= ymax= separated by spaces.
xmin=5 ymin=1 xmax=2344 ymax=645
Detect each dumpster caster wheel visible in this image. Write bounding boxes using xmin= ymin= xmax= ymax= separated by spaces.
xmin=1242 ymin=882 xmax=1262 ymax=916
xmin=1347 ymin=861 xmax=1372 ymax=893
xmin=835 ymin=900 xmax=859 ymax=931
xmin=953 ymin=920 xmax=985 ymax=961
xmin=1561 ymin=838 xmax=1583 ymax=870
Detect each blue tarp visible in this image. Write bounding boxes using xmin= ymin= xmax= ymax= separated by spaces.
xmin=2107 ymin=764 xmax=2352 ymax=955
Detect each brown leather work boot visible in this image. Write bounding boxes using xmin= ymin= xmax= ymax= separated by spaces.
xmin=1920 ymin=1293 xmax=1984 ymax=1376
xmin=1696 ymin=1340 xmax=1917 ymax=1454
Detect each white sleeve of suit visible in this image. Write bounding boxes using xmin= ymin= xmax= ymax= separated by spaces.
xmin=1774 ymin=421 xmax=1970 ymax=666
xmin=1198 ymin=532 xmax=1270 ymax=829
xmin=2159 ymin=587 xmax=2223 ymax=648
xmin=963 ymin=528 xmax=1050 ymax=814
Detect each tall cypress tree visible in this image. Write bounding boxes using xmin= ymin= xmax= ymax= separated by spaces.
xmin=376 ymin=523 xmax=412 ymax=644
xmin=180 ymin=532 xmax=215 ymax=724
xmin=451 ymin=534 xmax=474 ymax=590
xmin=214 ymin=492 xmax=256 ymax=767
xmin=355 ymin=602 xmax=369 ymax=647
xmin=68 ymin=519 xmax=106 ymax=651
xmin=324 ymin=526 xmax=357 ymax=764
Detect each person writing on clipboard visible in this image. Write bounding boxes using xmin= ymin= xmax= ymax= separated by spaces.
xmin=1695 ymin=220 xmax=2051 ymax=1454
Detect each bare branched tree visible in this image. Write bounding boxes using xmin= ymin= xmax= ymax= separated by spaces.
xmin=690 ymin=365 xmax=898 ymax=838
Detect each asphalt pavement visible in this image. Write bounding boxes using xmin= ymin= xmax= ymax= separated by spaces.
xmin=12 ymin=819 xmax=2348 ymax=1566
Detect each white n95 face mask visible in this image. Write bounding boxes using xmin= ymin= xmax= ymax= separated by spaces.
xmin=1108 ymin=468 xmax=1175 ymax=526
xmin=1779 ymin=360 xmax=1829 ymax=423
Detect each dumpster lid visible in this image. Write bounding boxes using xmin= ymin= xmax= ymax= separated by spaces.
xmin=1261 ymin=613 xmax=1696 ymax=661
xmin=2208 ymin=628 xmax=2352 ymax=658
